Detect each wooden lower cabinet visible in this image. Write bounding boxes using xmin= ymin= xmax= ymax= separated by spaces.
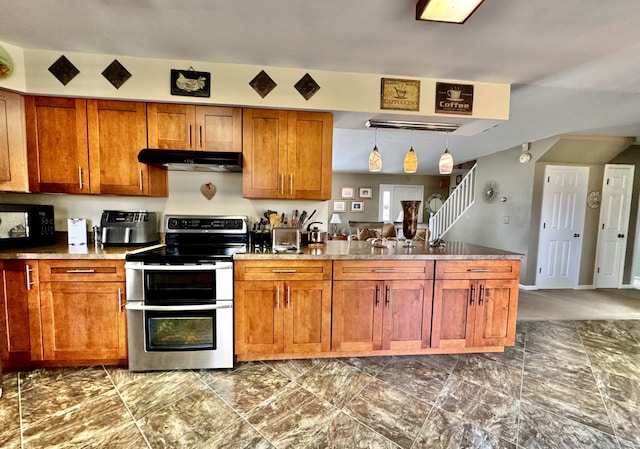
xmin=234 ymin=260 xmax=332 ymax=360
xmin=0 ymin=261 xmax=43 ymax=369
xmin=431 ymin=260 xmax=520 ymax=350
xmin=235 ymin=280 xmax=331 ymax=357
xmin=38 ymin=260 xmax=127 ymax=364
xmin=331 ymin=279 xmax=432 ymax=353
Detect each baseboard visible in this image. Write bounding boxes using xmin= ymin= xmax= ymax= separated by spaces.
xmin=575 ymin=284 xmax=594 ymax=290
xmin=519 ymin=284 xmax=537 ymax=290
xmin=634 ymin=277 xmax=640 ymax=289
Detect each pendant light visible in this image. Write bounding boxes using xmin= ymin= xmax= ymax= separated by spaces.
xmin=403 ymin=130 xmax=418 ymax=173
xmin=368 ymin=127 xmax=382 ymax=172
xmin=439 ymin=132 xmax=454 ymax=175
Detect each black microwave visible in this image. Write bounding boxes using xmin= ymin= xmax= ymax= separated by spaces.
xmin=0 ymin=204 xmax=56 ymax=249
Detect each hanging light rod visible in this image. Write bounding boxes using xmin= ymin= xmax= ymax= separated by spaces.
xmin=365 ymin=119 xmax=459 ymax=132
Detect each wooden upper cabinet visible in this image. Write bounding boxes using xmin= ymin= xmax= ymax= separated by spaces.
xmin=0 ymin=89 xmax=29 ymax=192
xmin=25 ymin=96 xmax=89 ymax=194
xmin=25 ymin=96 xmax=166 ymax=197
xmin=287 ymin=111 xmax=333 ymax=200
xmin=87 ymin=99 xmax=166 ymax=196
xmin=147 ymin=103 xmax=242 ymax=152
xmin=243 ymin=108 xmax=332 ymax=200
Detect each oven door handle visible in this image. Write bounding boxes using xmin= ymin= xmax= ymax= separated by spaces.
xmin=124 ymin=263 xmax=231 ymax=271
xmin=125 ymin=303 xmax=233 ymax=312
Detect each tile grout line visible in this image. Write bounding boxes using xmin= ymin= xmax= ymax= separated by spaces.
xmin=102 ymin=365 xmax=153 ymax=449
xmin=574 ymin=322 xmax=626 ymax=449
xmin=515 ymin=323 xmax=527 ymax=448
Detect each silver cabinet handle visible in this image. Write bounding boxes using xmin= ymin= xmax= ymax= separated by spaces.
xmin=289 ymin=174 xmax=293 ymax=195
xmin=280 ymin=173 xmax=285 ymax=195
xmin=25 ymin=264 xmax=35 ymax=290
xmin=188 ymin=124 xmax=192 ymax=147
xmin=375 ymin=285 xmax=380 ymax=307
xmin=198 ymin=125 xmax=203 ymax=148
xmin=138 ymin=169 xmax=143 ymax=191
xmin=78 ymin=166 xmax=84 ymax=190
xmin=470 ymin=284 xmax=476 ymax=305
xmin=271 ymin=269 xmax=297 ymax=273
xmin=479 ymin=285 xmax=486 ymax=305
xmin=467 ymin=269 xmax=492 ymax=272
xmin=373 ymin=269 xmax=396 ymax=273
xmin=287 ymin=284 xmax=291 ymax=309
xmin=385 ymin=285 xmax=391 ymax=307
xmin=276 ymin=285 xmax=280 ymax=309
xmin=66 ymin=269 xmax=96 ymax=273
xmin=118 ymin=288 xmax=124 ymax=312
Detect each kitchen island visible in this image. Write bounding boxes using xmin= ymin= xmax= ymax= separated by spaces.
xmin=234 ymin=240 xmax=523 ymax=362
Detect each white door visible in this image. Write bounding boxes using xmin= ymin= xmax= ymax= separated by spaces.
xmin=594 ymin=164 xmax=635 ymax=288
xmin=536 ymin=165 xmax=589 ymax=289
xmin=378 ymin=184 xmax=424 ymax=222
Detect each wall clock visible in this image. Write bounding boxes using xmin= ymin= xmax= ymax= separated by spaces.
xmin=482 ymin=180 xmax=499 ymax=204
xmin=587 ymin=191 xmax=601 ymax=209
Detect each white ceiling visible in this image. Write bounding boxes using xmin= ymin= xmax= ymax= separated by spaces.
xmin=3 ymin=0 xmax=640 ymax=174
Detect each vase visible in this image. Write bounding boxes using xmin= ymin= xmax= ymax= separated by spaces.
xmin=401 ymin=200 xmax=421 ymax=248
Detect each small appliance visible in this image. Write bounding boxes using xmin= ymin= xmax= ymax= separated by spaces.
xmin=99 ymin=211 xmax=159 ymax=246
xmin=0 ymin=204 xmax=55 ymax=249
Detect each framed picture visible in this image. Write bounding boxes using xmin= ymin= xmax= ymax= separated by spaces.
xmin=340 ymin=186 xmax=355 ymax=199
xmin=350 ymin=201 xmax=364 ymax=213
xmin=170 ymin=68 xmax=211 ymax=97
xmin=380 ymin=78 xmax=420 ymax=111
xmin=333 ymin=201 xmax=346 ymax=212
xmin=359 ymin=187 xmax=372 ymax=199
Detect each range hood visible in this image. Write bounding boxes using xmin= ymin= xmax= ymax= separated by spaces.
xmin=138 ymin=149 xmax=242 ymax=172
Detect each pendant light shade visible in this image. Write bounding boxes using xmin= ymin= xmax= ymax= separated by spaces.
xmin=439 ymin=133 xmax=454 ymax=174
xmin=368 ymin=128 xmax=382 ymax=172
xmin=404 ymin=131 xmax=418 ymax=173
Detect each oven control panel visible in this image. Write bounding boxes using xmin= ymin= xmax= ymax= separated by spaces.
xmin=165 ymin=215 xmax=247 ymax=234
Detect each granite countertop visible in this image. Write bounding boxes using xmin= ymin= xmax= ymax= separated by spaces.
xmin=0 ymin=241 xmax=162 ymax=260
xmin=235 ymin=240 xmax=524 ymax=260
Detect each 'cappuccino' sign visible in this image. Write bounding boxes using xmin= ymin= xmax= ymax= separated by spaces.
xmin=435 ymin=82 xmax=474 ymax=115
xmin=380 ymin=78 xmax=420 ymax=112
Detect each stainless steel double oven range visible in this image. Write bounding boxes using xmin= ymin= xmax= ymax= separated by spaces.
xmin=125 ymin=215 xmax=247 ymax=371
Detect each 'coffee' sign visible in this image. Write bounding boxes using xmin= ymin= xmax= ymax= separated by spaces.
xmin=435 ymin=82 xmax=474 ymax=115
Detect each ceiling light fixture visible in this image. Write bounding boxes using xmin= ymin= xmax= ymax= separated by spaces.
xmin=416 ymin=0 xmax=485 ymax=24
xmin=368 ymin=127 xmax=382 ymax=172
xmin=439 ymin=132 xmax=454 ymax=175
xmin=404 ymin=130 xmax=418 ymax=174
xmin=366 ymin=119 xmax=459 ymax=132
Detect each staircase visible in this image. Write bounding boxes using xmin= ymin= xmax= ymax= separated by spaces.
xmin=429 ymin=163 xmax=477 ymax=239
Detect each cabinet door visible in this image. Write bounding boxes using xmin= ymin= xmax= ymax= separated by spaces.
xmin=382 ymin=280 xmax=432 ymax=350
xmin=432 ymin=279 xmax=473 ymax=350
xmin=39 ymin=281 xmax=127 ymax=362
xmin=25 ymin=96 xmax=89 ymax=193
xmin=0 ymin=261 xmax=42 ymax=368
xmin=0 ymin=89 xmax=29 ymax=192
xmin=235 ymin=280 xmax=284 ymax=355
xmin=332 ymin=280 xmax=383 ymax=352
xmin=287 ymin=111 xmax=333 ymax=200
xmin=196 ymin=106 xmax=242 ymax=152
xmin=472 ymin=279 xmax=518 ymax=347
xmin=147 ymin=103 xmax=195 ymax=150
xmin=284 ymin=280 xmax=331 ymax=354
xmin=87 ymin=99 xmax=163 ymax=196
xmin=242 ymin=108 xmax=288 ymax=198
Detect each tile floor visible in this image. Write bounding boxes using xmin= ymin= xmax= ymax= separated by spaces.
xmin=1 ymin=293 xmax=640 ymax=448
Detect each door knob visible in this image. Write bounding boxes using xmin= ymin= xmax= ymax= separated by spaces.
xmin=573 ymin=233 xmax=580 ymax=237
xmin=618 ymin=234 xmax=625 ymax=238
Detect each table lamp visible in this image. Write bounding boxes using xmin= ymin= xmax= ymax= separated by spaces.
xmin=329 ymin=213 xmax=342 ymax=236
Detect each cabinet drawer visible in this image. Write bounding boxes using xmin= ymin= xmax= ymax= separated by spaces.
xmin=234 ymin=260 xmax=332 ymax=281
xmin=435 ymin=260 xmax=520 ymax=280
xmin=39 ymin=260 xmax=125 ymax=282
xmin=333 ymin=260 xmax=434 ymax=280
